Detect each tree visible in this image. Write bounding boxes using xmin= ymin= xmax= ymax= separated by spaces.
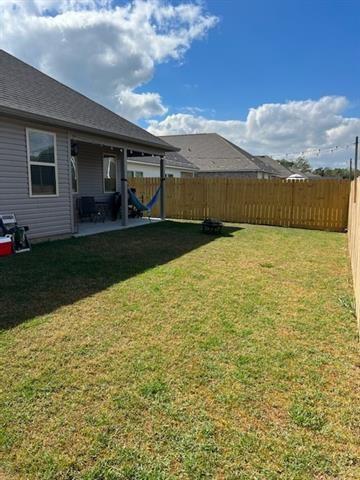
xmin=279 ymin=159 xmax=295 ymax=169
xmin=312 ymin=167 xmax=353 ymax=179
xmin=279 ymin=157 xmax=353 ymax=178
xmin=293 ymin=157 xmax=312 ymax=173
xmin=279 ymin=157 xmax=311 ymax=173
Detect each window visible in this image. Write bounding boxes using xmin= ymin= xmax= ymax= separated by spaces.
xmin=103 ymin=155 xmax=117 ymax=192
xmin=165 ymin=173 xmax=174 ymax=178
xmin=128 ymin=170 xmax=135 ymax=179
xmin=27 ymin=129 xmax=58 ymax=196
xmin=71 ymin=156 xmax=78 ymax=193
xmin=181 ymin=172 xmax=193 ymax=178
xmin=135 ymin=171 xmax=143 ymax=178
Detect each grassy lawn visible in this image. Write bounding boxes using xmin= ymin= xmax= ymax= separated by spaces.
xmin=0 ymin=221 xmax=358 ymax=479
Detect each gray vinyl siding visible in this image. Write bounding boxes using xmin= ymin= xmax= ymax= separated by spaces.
xmin=0 ymin=116 xmax=72 ymax=240
xmin=0 ymin=116 xmax=167 ymax=241
xmin=75 ymin=142 xmax=117 ymax=203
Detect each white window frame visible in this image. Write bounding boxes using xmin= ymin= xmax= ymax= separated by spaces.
xmin=135 ymin=171 xmax=143 ymax=178
xmin=71 ymin=155 xmax=79 ymax=194
xmin=103 ymin=154 xmax=117 ymax=193
xmin=26 ymin=128 xmax=59 ymax=197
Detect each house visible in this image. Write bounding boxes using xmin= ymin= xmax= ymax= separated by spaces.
xmin=160 ymin=133 xmax=289 ymax=179
xmin=253 ymin=155 xmax=293 ymax=178
xmin=0 ymin=50 xmax=177 ymax=240
xmin=286 ymin=169 xmax=323 ymax=180
xmin=127 ymin=150 xmax=198 ymax=178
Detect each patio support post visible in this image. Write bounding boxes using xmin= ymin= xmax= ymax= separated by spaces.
xmin=160 ymin=156 xmax=166 ymax=220
xmin=67 ymin=134 xmax=76 ymax=234
xmin=120 ymin=149 xmax=128 ymax=226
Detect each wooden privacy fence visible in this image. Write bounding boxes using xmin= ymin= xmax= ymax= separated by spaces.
xmin=348 ymin=179 xmax=360 ymax=324
xmin=130 ymin=177 xmax=350 ymax=232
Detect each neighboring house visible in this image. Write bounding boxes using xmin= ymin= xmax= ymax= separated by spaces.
xmin=286 ymin=173 xmax=307 ymax=181
xmin=286 ymin=169 xmax=323 ymax=180
xmin=160 ymin=133 xmax=288 ymax=179
xmin=127 ymin=150 xmax=198 ymax=178
xmin=0 ymin=49 xmax=176 ymax=240
xmin=253 ymin=155 xmax=293 ymax=178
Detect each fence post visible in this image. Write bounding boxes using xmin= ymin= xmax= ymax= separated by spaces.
xmin=290 ymin=180 xmax=295 ymax=227
xmin=355 ymin=136 xmax=358 ymax=203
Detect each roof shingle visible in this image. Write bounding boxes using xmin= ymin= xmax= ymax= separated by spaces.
xmin=129 ymin=150 xmax=198 ymax=170
xmin=160 ymin=133 xmax=261 ymax=172
xmin=0 ymin=49 xmax=174 ymax=151
xmin=160 ymin=133 xmax=296 ymax=177
xmin=253 ymin=156 xmax=292 ymax=177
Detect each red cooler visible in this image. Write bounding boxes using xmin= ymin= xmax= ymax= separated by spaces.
xmin=0 ymin=237 xmax=13 ymax=256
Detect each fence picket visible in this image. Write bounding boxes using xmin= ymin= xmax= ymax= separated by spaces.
xmin=129 ymin=178 xmax=350 ymax=232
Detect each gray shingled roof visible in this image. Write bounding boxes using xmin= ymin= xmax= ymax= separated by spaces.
xmin=0 ymin=49 xmax=175 ymax=152
xmin=160 ymin=133 xmax=275 ymax=173
xmin=128 ymin=150 xmax=198 ymax=170
xmin=163 ymin=151 xmax=198 ymax=170
xmin=253 ymin=155 xmax=292 ymax=177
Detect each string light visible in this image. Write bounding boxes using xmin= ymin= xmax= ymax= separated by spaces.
xmin=268 ymin=141 xmax=355 ymax=160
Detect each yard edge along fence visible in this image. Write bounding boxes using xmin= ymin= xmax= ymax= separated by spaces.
xmin=348 ymin=178 xmax=360 ymax=325
xmin=130 ymin=177 xmax=350 ymax=232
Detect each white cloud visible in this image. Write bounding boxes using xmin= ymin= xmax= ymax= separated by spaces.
xmin=180 ymin=106 xmax=216 ymax=115
xmin=148 ymin=96 xmax=360 ymax=167
xmin=0 ymin=2 xmax=357 ymax=167
xmin=116 ymin=89 xmax=167 ymax=120
xmin=0 ymin=0 xmax=217 ymax=121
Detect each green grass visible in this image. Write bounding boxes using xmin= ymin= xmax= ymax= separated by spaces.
xmin=0 ymin=221 xmax=358 ymax=479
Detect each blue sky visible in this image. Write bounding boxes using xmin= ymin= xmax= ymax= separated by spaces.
xmin=146 ymin=0 xmax=360 ymax=120
xmin=0 ymin=0 xmax=359 ymax=166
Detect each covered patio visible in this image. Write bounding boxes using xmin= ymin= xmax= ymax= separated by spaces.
xmin=70 ymin=134 xmax=167 ymax=237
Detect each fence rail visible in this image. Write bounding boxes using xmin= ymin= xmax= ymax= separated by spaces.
xmin=130 ymin=177 xmax=350 ymax=232
xmin=348 ymin=179 xmax=360 ymax=323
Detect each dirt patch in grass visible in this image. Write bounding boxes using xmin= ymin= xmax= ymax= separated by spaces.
xmin=0 ymin=221 xmax=358 ymax=479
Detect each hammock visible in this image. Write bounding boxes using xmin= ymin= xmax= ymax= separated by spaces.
xmin=128 ymin=186 xmax=161 ymax=212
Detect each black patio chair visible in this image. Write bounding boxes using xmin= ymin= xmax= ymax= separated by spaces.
xmin=110 ymin=191 xmax=143 ymax=220
xmin=78 ymin=196 xmax=105 ymax=223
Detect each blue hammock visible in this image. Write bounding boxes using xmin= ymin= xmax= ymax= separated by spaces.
xmin=128 ymin=186 xmax=161 ymax=212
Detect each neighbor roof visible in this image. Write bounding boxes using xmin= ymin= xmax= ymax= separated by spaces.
xmin=160 ymin=133 xmax=276 ymax=174
xmin=128 ymin=150 xmax=198 ymax=170
xmin=163 ymin=151 xmax=198 ymax=170
xmin=254 ymin=156 xmax=292 ymax=178
xmin=288 ymin=168 xmax=323 ymax=180
xmin=0 ymin=49 xmax=175 ymax=152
